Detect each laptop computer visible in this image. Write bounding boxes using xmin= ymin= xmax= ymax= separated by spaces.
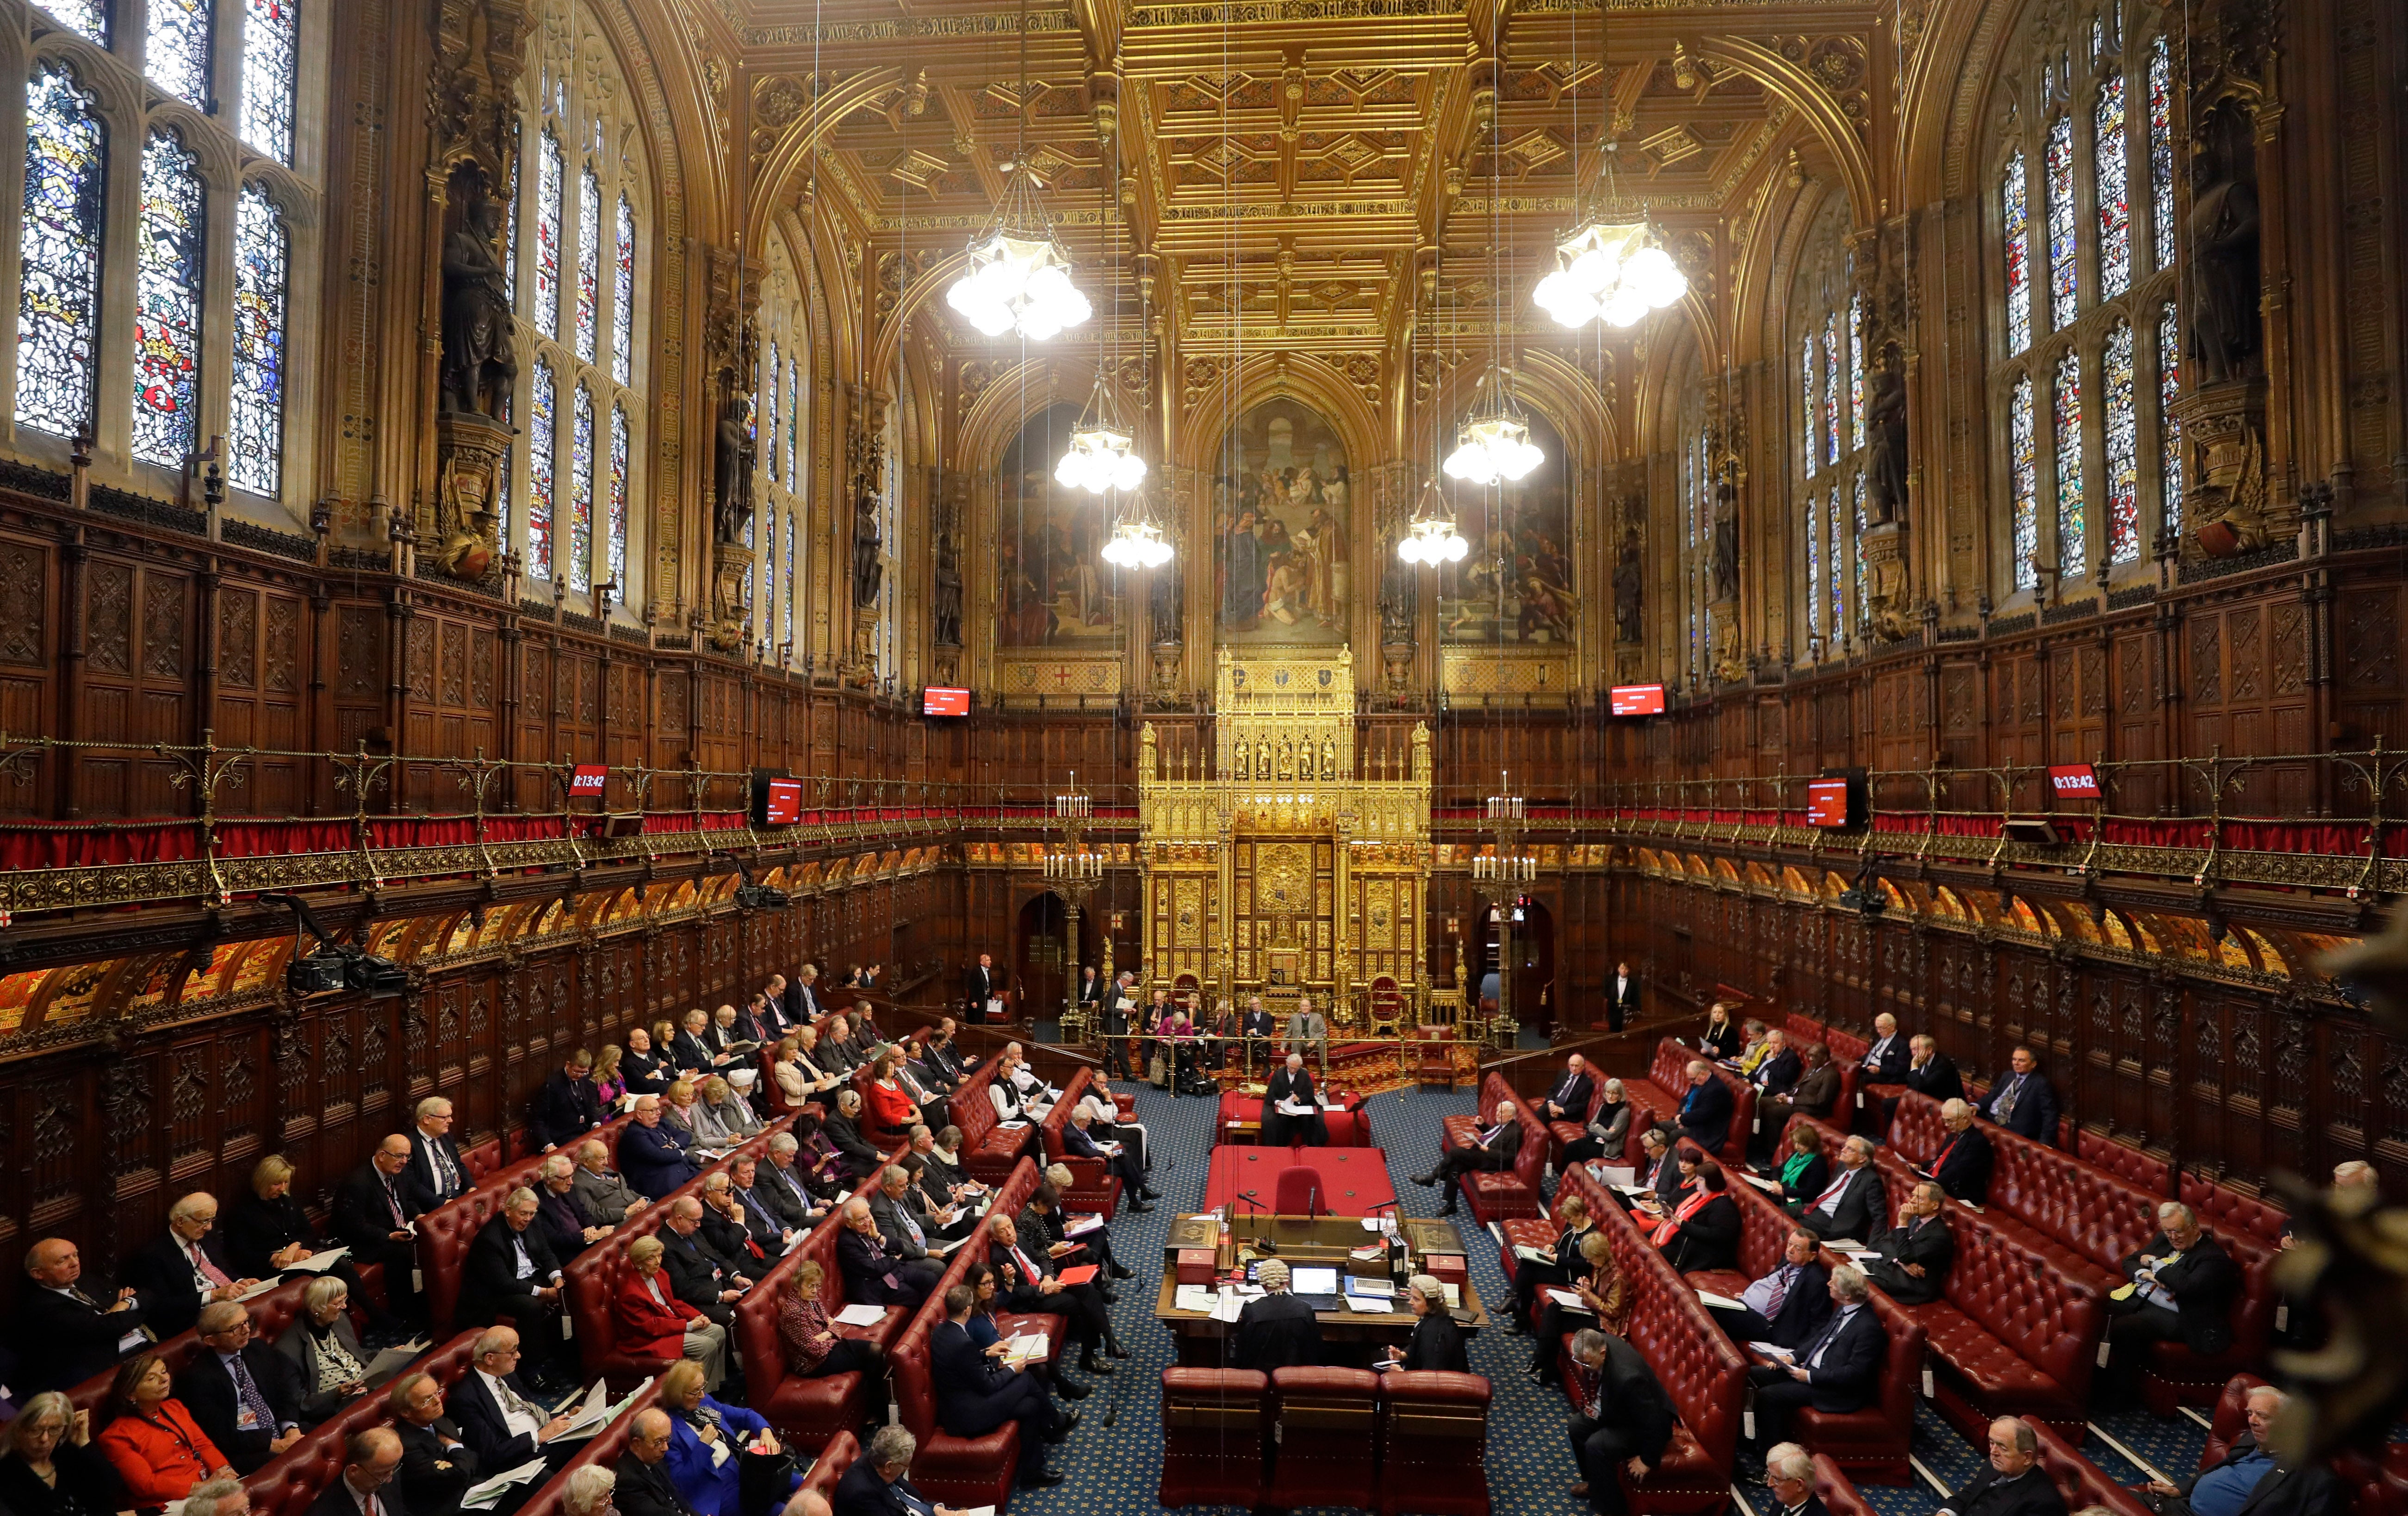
xmin=1288 ymin=1265 xmax=1342 ymax=1311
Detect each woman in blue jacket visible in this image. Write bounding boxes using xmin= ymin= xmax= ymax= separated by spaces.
xmin=657 ymin=1360 xmax=798 ymax=1516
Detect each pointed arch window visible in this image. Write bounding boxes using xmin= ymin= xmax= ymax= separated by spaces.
xmin=2094 ymin=74 xmax=2131 ymax=299
xmin=147 ymin=0 xmax=213 ymax=109
xmin=1822 ymin=314 xmax=1841 ymax=466
xmin=786 ymin=356 xmax=800 ymax=486
xmin=573 ymin=165 xmax=600 ymax=363
xmin=47 ymin=0 xmax=109 ymax=44
xmin=612 ymin=193 xmax=634 ymax=384
xmin=2053 ymin=349 xmax=2086 ymax=576
xmin=568 ymin=381 xmax=594 ymax=593
xmin=2003 ymin=153 xmax=2032 ymax=354
xmin=763 ymin=341 xmax=781 ymax=488
xmin=1852 ymin=475 xmax=1868 ymax=622
xmin=1829 ymin=488 xmax=1845 ymax=633
xmin=526 ymin=360 xmax=556 ymax=579
xmin=2159 ymin=301 xmax=2183 ymax=534
xmin=533 ymin=130 xmax=563 ymax=340
xmin=607 ymin=402 xmax=628 ymax=590
xmin=2045 ymin=114 xmax=2079 ymax=329
xmin=132 ymin=130 xmax=206 ymax=469
xmin=2010 ymin=376 xmax=2039 ymax=590
xmin=1801 ymin=342 xmax=1817 ymax=475
xmin=1806 ymin=492 xmax=1823 ymax=641
xmin=1849 ymin=292 xmax=1867 ymax=449
xmin=2103 ymin=319 xmax=2140 ymax=565
xmin=783 ymin=511 xmax=797 ymax=650
xmin=2148 ymin=37 xmax=2174 ymax=273
xmin=228 ymin=185 xmax=288 ymax=495
xmin=239 ymin=0 xmax=299 ymax=166
xmin=17 ymin=62 xmax=106 ymax=442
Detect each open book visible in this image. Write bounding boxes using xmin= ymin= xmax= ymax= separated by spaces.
xmin=1513 ymin=1243 xmax=1554 ymax=1265
xmin=461 ymin=1456 xmax=551 ymax=1509
xmin=545 ymin=1378 xmax=620 ymax=1442
xmin=281 ymin=1246 xmax=351 ymax=1275
xmin=834 ymin=1304 xmax=889 ymax=1327
xmin=364 ymin=1337 xmax=433 ymax=1383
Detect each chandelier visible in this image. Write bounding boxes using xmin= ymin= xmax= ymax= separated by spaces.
xmin=944 ymin=162 xmax=1092 ymax=340
xmin=1396 ymin=475 xmax=1469 ymax=565
xmin=1098 ymin=487 xmax=1174 ymax=569
xmin=1055 ymin=375 xmax=1147 ymax=494
xmin=1443 ymin=367 xmax=1546 ymax=485
xmin=1532 ymin=217 xmax=1688 ymax=330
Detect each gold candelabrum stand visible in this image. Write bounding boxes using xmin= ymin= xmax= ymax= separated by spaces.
xmin=1045 ymin=780 xmax=1105 ymax=1035
xmin=1469 ymin=784 xmax=1536 ymax=1053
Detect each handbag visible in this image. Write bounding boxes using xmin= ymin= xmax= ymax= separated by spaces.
xmin=738 ymin=1441 xmax=801 ymax=1512
xmin=1148 ymin=1050 xmax=1168 ymax=1087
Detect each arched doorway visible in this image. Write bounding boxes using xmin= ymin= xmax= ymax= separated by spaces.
xmin=1013 ymin=892 xmax=1096 ymax=1020
xmin=1473 ymin=895 xmax=1558 ymax=1036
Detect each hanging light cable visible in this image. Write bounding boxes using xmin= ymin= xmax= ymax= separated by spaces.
xmin=1532 ymin=14 xmax=1688 ymax=330
xmin=943 ymin=0 xmax=1091 ymax=340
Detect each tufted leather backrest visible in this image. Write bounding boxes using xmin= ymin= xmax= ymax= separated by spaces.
xmin=1822 ymin=1024 xmax=1871 ymax=1066
xmin=416 ymin=1115 xmax=635 ymax=1334
xmin=513 ymin=1378 xmax=670 ymax=1516
xmin=1570 ymin=1167 xmax=1748 ymax=1472
xmin=1376 ymin=1369 xmax=1491 ymax=1471
xmin=1726 ymin=1168 xmax=1802 ymax=1279
xmin=2180 ymin=1173 xmax=2289 ymax=1247
xmin=1472 ymin=1073 xmax=1550 ymax=1192
xmin=1813 ymin=1453 xmax=1877 ymax=1516
xmin=1936 ymin=1208 xmax=2102 ymax=1399
xmin=1037 ymin=1068 xmax=1095 ymax=1162
xmin=882 ymin=1155 xmax=1042 ymax=1449
xmin=2032 ymin=1419 xmax=2156 ymax=1516
xmin=1860 ymin=1285 xmax=1928 ymax=1439
xmin=71 ymin=1276 xmax=324 ymax=1420
xmin=241 ymin=1329 xmax=485 ymax=1516
xmin=947 ymin=1061 xmax=1003 ymax=1148
xmin=1886 ymin=1094 xmax=1947 ymax=1166
xmin=1650 ymin=1037 xmax=1697 ymax=1097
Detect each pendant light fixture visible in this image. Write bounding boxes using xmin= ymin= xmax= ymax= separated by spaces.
xmin=943 ymin=0 xmax=1091 ymax=340
xmin=1099 ymin=486 xmax=1174 ymax=567
xmin=1056 ymin=374 xmax=1147 ymax=493
xmin=1531 ymin=51 xmax=1689 ymax=330
xmin=1444 ymin=366 xmax=1547 ymax=485
xmin=1396 ymin=474 xmax=1470 ymax=564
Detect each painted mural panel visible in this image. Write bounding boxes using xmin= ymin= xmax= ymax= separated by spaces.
xmin=1438 ymin=407 xmax=1575 ymax=644
xmin=1211 ymin=399 xmax=1351 ymax=645
xmin=998 ymin=402 xmax=1123 ymax=647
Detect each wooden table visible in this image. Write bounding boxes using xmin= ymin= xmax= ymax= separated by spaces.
xmin=1150 ymin=1214 xmax=1488 ymax=1366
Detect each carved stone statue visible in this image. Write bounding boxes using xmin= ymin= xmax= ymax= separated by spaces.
xmin=851 ymin=490 xmax=883 ymax=608
xmin=439 ymin=191 xmax=515 ymax=418
xmin=2189 ymin=114 xmax=2263 ymax=385
xmin=931 ymin=532 xmax=963 ymax=647
xmin=1380 ymin=551 xmax=1415 ymax=643
xmin=1865 ymin=363 xmax=1908 ymax=523
xmin=1613 ymin=528 xmax=1644 ymax=643
xmin=1709 ymin=462 xmax=1740 ymax=604
xmin=712 ymin=391 xmax=754 ymax=545
xmin=1149 ymin=558 xmax=1183 ymax=646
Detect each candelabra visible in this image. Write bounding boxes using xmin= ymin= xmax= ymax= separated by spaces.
xmin=1047 ymin=776 xmax=1105 ymax=1034
xmin=1471 ymin=776 xmax=1536 ymax=1049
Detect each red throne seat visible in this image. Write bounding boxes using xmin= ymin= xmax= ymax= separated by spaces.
xmin=1157 ymin=1368 xmax=1269 ymax=1510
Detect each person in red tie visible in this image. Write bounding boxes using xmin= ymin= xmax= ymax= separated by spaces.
xmin=304 ymin=1428 xmax=403 ymax=1516
xmin=1917 ymin=1099 xmax=1994 ymax=1204
xmin=124 ymin=1193 xmax=260 ymax=1340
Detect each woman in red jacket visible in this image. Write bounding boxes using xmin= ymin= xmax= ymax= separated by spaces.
xmin=94 ymin=1354 xmax=233 ymax=1504
xmin=863 ymin=1051 xmax=918 ymax=1144
xmin=614 ymin=1236 xmax=730 ymax=1392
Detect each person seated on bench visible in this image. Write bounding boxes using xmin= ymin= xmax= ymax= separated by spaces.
xmin=1387 ymin=1274 xmax=1468 ymax=1373
xmin=2140 ymin=1384 xmax=2344 ymax=1516
xmin=1412 ymin=1101 xmax=1522 ymax=1216
xmin=1562 ymin=1080 xmax=1634 ymax=1168
xmin=1231 ymin=1259 xmax=1321 ymax=1372
xmin=1261 ymin=1054 xmax=1328 ymax=1148
xmin=1935 ymin=1418 xmax=2067 ymax=1516
xmin=928 ymin=1287 xmax=1069 ymax=1492
xmin=1563 ymin=1328 xmax=1675 ymax=1516
xmin=775 ymin=1261 xmax=885 ymax=1385
xmin=1677 ymin=1061 xmax=1735 ymax=1155
xmin=1758 ymin=1124 xmax=1830 ymax=1206
xmin=305 ymin=1428 xmax=403 ymax=1516
xmin=1534 ymin=1055 xmax=1597 ymax=1125
xmin=1702 ymin=1227 xmax=1831 ymax=1352
xmin=1744 ymin=1264 xmax=1886 ymax=1452
xmin=1795 ymin=1136 xmax=1886 ymax=1245
xmin=835 ymin=1199 xmax=936 ymax=1312
xmin=1648 ymin=1160 xmax=1741 ymax=1273
xmin=1751 ymin=1043 xmax=1839 ymax=1164
xmin=1527 ymin=1232 xmax=1628 ymax=1388
xmin=1507 ymin=1191 xmax=1597 ymax=1333
xmin=1064 ymin=1105 xmax=1154 ymax=1209
xmin=1917 ymin=1099 xmax=1995 ymax=1205
xmin=2101 ymin=1200 xmax=2240 ymax=1397
xmin=1858 ymin=1180 xmax=1955 ymax=1305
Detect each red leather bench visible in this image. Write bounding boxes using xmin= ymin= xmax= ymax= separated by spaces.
xmin=1495 ymin=1186 xmax=1588 ymax=1290
xmin=1622 ymin=1037 xmax=1756 ymax=1167
xmin=1157 ymin=1367 xmax=1269 ymax=1510
xmin=242 ymin=1330 xmax=484 ymax=1516
xmin=1888 ymin=1205 xmax=2103 ymax=1441
xmin=2066 ymin=1130 xmax=2290 ymax=1249
xmin=1038 ymin=1067 xmax=1123 ymax=1214
xmin=1810 ymin=1452 xmax=1879 ymax=1516
xmin=2030 ymin=1419 xmax=2157 ymax=1516
xmin=944 ymin=1060 xmax=1033 ymax=1185
xmin=2204 ymin=1375 xmax=2408 ymax=1516
xmin=1435 ymin=1073 xmax=1549 ymax=1224
xmin=1375 ymin=1370 xmax=1492 ymax=1516
xmin=734 ymin=1206 xmax=916 ymax=1452
xmin=1264 ymin=1367 xmax=1381 ymax=1511
xmin=68 ymin=1274 xmax=325 ymax=1420
xmin=417 ymin=1116 xmax=633 ymax=1335
xmin=509 ymin=1376 xmax=668 ymax=1516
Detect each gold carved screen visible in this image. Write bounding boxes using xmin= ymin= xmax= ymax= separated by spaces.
xmin=1136 ymin=648 xmax=1431 ymax=1025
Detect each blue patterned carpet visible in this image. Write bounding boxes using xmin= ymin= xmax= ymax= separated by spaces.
xmin=994 ymin=1082 xmax=2209 ymax=1515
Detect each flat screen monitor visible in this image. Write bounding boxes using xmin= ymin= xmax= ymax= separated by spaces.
xmin=568 ymin=763 xmax=608 ymax=797
xmin=2048 ymin=763 xmax=2102 ymax=799
xmin=750 ymin=770 xmax=802 ymax=827
xmin=1806 ymin=777 xmax=1854 ymax=828
xmin=1609 ymin=683 xmax=1667 ymax=716
xmin=1289 ymin=1266 xmax=1340 ymax=1297
xmin=923 ymin=687 xmax=969 ymax=717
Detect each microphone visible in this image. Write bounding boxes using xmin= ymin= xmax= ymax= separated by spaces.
xmin=1229 ymin=1191 xmax=1273 ymax=1252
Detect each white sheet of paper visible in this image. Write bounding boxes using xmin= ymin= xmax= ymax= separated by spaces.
xmin=1543 ymin=1288 xmax=1592 ymax=1312
xmin=461 ymin=1456 xmax=551 ymax=1509
xmin=1342 ymin=1294 xmax=1391 ymax=1315
xmin=834 ymin=1304 xmax=890 ymax=1327
xmin=1440 ymin=1282 xmax=1461 ymax=1307
xmin=364 ymin=1337 xmax=433 ymax=1379
xmin=286 ymin=1246 xmax=351 ymax=1274
xmin=1749 ymin=1341 xmax=1796 ymax=1362
xmin=1740 ymin=1173 xmax=1785 ymax=1194
xmin=1693 ymin=1289 xmax=1747 ymax=1311
xmin=1063 ymin=1213 xmax=1104 ymax=1236
xmin=1173 ymin=1286 xmax=1216 ymax=1313
xmin=118 ymin=1328 xmax=152 ymax=1354
xmin=1360 ymin=1217 xmax=1384 ymax=1232
xmin=1210 ymin=1291 xmax=1246 ymax=1323
xmin=1514 ymin=1244 xmax=1552 ymax=1264
xmin=234 ymin=1278 xmax=280 ymax=1302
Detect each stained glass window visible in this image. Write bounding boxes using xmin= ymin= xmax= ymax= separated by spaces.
xmin=2003 ymin=154 xmax=2032 ymax=354
xmin=2149 ymin=37 xmax=2174 ymax=273
xmin=2103 ymin=320 xmax=2140 ymax=565
xmin=612 ymin=193 xmax=634 ymax=385
xmin=228 ymin=185 xmax=287 ymax=496
xmin=18 ymin=63 xmax=106 ymax=442
xmin=2046 ymin=114 xmax=2079 ymax=329
xmin=764 ymin=341 xmax=780 ymax=488
xmin=607 ymin=403 xmax=628 ymax=590
xmin=533 ymin=128 xmax=562 ymax=339
xmin=495 ymin=388 xmax=511 ymax=546
xmin=786 ymin=356 xmax=799 ymax=488
xmin=574 ymin=165 xmax=599 ymax=363
xmin=2011 ymin=376 xmax=2039 ymax=590
xmin=527 ymin=360 xmax=555 ymax=579
xmin=42 ymin=0 xmax=109 ymax=44
xmin=131 ymin=130 xmax=205 ymax=469
xmin=2095 ymin=75 xmax=2130 ymax=299
xmin=569 ymin=382 xmax=594 ymax=592
xmin=1853 ymin=476 xmax=1869 ymax=622
xmin=239 ymin=0 xmax=299 ymax=165
xmin=146 ymin=0 xmax=212 ymax=109
xmin=2159 ymin=300 xmax=2183 ymax=534
xmin=2053 ymin=348 xmax=2086 ymax=576
xmin=1830 ymin=489 xmax=1845 ymax=634
xmin=761 ymin=502 xmax=776 ymax=629
xmin=783 ymin=511 xmax=796 ymax=648
xmin=504 ymin=120 xmax=520 ymax=299
xmin=1802 ymin=342 xmax=1817 ymax=476
xmin=1849 ymin=292 xmax=1868 ymax=449
xmin=1823 ymin=314 xmax=1841 ymax=466
xmin=1806 ymin=491 xmax=1822 ymax=640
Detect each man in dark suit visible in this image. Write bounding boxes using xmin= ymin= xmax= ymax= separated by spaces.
xmin=1750 ymin=1031 xmax=1803 ymax=1101
xmin=2104 ymin=1201 xmax=2241 ymax=1390
xmin=305 ymin=1428 xmax=404 ymax=1516
xmin=1918 ymin=1099 xmax=1996 ymax=1203
xmin=1703 ymin=1228 xmax=1833 ymax=1351
xmin=1795 ymin=1135 xmax=1887 ymax=1244
xmin=1754 ymin=1043 xmax=1841 ymax=1162
xmin=834 ymin=1199 xmax=931 ymax=1309
xmin=1413 ymin=1100 xmax=1524 ymax=1216
xmin=1934 ymin=1418 xmax=2068 ymax=1516
xmin=1764 ymin=1444 xmax=1833 ymax=1516
xmin=619 ymin=1096 xmax=703 ymax=1200
xmin=1075 ymin=965 xmax=1104 ymax=1020
xmin=13 ymin=1236 xmax=152 ymax=1393
xmin=835 ymin=1425 xmax=956 ymax=1516
xmin=2142 ymin=1384 xmax=2345 ymax=1516
xmin=1859 ymin=1180 xmax=1955 ymax=1304
xmin=990 ymin=1214 xmax=1113 ymax=1377
xmin=461 ymin=1189 xmax=572 ymax=1378
xmin=866 ymin=1167 xmax=947 ymax=1277
xmin=329 ymin=1134 xmax=426 ymax=1323
xmin=125 ymin=1191 xmax=260 ymax=1339
xmin=791 ymin=965 xmax=827 ymax=1026
xmin=1859 ymin=1013 xmax=1910 ymax=1081
xmin=928 ymin=1285 xmax=1067 ymax=1489
xmin=1976 ymin=1045 xmax=2060 ymax=1145
xmin=615 ymin=1410 xmax=701 ymax=1516
xmin=1746 ymin=1266 xmax=1887 ymax=1449
xmin=1535 ymin=1054 xmax=1598 ymax=1125
xmin=1631 ymin=1126 xmax=1684 ymax=1210
xmin=730 ymin=1152 xmax=811 ymax=1238
xmin=1261 ymin=1053 xmax=1328 ymax=1147
xmin=1064 ymin=1108 xmax=1153 ymax=1209
xmin=405 ymin=1097 xmax=474 ymax=1214
xmin=389 ymin=1371 xmax=481 ymax=1516
xmin=530 ymin=1051 xmax=605 ymax=1151
xmin=1564 ymin=1328 xmax=1676 ymax=1516
xmin=1606 ymin=962 xmax=1641 ymax=1033
xmin=175 ymin=1302 xmax=309 ymax=1473
xmin=965 ymin=953 xmax=999 ymax=1024
xmin=1678 ymin=1060 xmax=1736 ymax=1155
xmin=451 ymin=1327 xmax=577 ymax=1474
xmin=658 ymin=1198 xmax=755 ymax=1326
xmin=1231 ymin=1259 xmax=1322 ymax=1371
xmin=1904 ymin=1036 xmax=1966 ymax=1101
